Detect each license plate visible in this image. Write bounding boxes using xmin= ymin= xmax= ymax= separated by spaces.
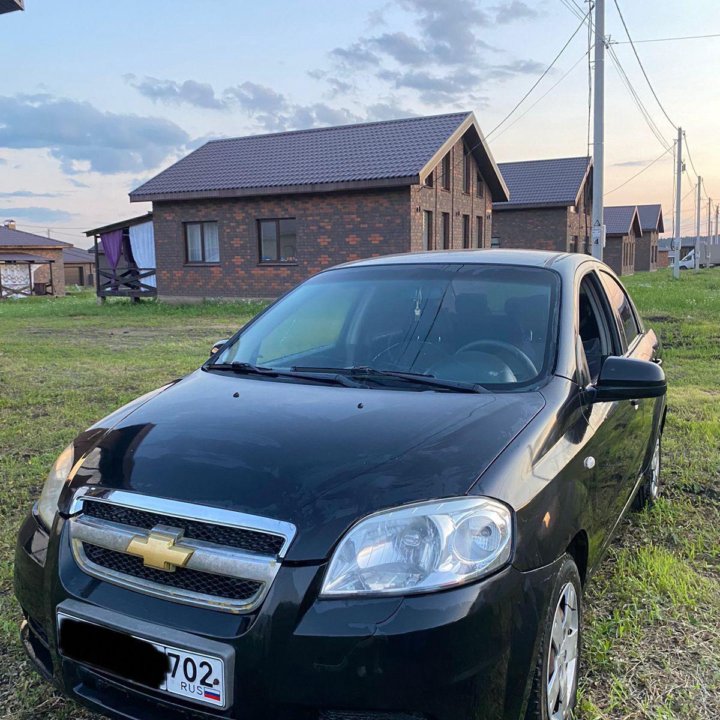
xmin=57 ymin=613 xmax=226 ymax=708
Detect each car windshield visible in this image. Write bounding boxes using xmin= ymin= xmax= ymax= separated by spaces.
xmin=211 ymin=263 xmax=560 ymax=390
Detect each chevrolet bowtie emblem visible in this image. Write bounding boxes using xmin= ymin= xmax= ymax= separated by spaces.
xmin=126 ymin=525 xmax=195 ymax=572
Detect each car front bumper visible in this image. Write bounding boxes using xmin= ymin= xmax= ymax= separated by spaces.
xmin=15 ymin=511 xmax=562 ymax=720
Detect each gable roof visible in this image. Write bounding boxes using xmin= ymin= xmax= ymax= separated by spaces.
xmin=130 ymin=112 xmax=509 ymax=203
xmin=0 ymin=225 xmax=72 ymax=248
xmin=605 ymin=205 xmax=643 ymax=237
xmin=493 ymin=156 xmax=592 ymax=210
xmin=63 ymin=246 xmax=95 ymax=264
xmin=637 ymin=204 xmax=665 ymax=233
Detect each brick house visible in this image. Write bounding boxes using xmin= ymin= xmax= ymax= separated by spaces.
xmin=604 ymin=206 xmax=641 ymax=276
xmin=129 ymin=112 xmax=508 ymax=301
xmin=62 ymin=246 xmax=96 ymax=287
xmin=490 ymin=156 xmax=592 ymax=253
xmin=634 ymin=204 xmax=664 ymax=272
xmin=0 ymin=223 xmax=68 ymax=297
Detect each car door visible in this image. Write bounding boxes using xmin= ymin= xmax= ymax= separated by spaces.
xmin=594 ymin=270 xmax=656 ymax=519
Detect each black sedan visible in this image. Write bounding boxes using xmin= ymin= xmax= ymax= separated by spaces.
xmin=15 ymin=250 xmax=666 ymax=720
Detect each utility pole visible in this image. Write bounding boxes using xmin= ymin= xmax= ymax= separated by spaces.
xmin=694 ymin=176 xmax=702 ymax=272
xmin=673 ymin=128 xmax=683 ymax=279
xmin=715 ymin=204 xmax=719 ymax=248
xmin=591 ymin=0 xmax=606 ymax=261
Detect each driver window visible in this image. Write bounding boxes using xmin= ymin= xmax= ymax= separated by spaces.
xmin=578 ymin=276 xmax=610 ymax=382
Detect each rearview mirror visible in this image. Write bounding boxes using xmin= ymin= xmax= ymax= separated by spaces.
xmin=210 ymin=339 xmax=229 ymax=356
xmin=591 ymin=356 xmax=666 ymax=402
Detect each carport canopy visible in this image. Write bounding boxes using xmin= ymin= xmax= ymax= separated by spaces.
xmin=0 ymin=252 xmax=55 ymax=298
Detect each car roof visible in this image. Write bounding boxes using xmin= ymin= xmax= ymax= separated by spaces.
xmin=330 ymin=249 xmax=593 ymax=273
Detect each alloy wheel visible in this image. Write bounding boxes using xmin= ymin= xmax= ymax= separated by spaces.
xmin=546 ymin=582 xmax=580 ymax=720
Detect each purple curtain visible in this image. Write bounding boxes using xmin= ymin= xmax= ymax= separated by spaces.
xmin=101 ymin=230 xmax=123 ymax=269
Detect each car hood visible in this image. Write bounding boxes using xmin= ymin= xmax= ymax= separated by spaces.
xmin=68 ymin=369 xmax=545 ymax=561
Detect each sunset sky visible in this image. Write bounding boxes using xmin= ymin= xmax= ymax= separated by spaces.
xmin=1 ymin=0 xmax=718 ymax=247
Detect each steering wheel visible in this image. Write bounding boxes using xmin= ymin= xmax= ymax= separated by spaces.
xmin=454 ymin=340 xmax=537 ymax=379
xmin=372 ymin=341 xmax=450 ymax=371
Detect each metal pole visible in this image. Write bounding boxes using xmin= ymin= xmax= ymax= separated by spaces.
xmin=695 ymin=176 xmax=702 ymax=272
xmin=591 ymin=0 xmax=606 ymax=261
xmin=715 ymin=205 xmax=719 ymax=247
xmin=673 ymin=127 xmax=683 ymax=279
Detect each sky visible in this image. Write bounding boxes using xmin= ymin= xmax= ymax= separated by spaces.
xmin=1 ymin=0 xmax=718 ymax=248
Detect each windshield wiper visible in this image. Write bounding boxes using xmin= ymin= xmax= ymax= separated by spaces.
xmin=206 ymin=362 xmax=364 ymax=388
xmin=292 ymin=366 xmax=487 ymax=394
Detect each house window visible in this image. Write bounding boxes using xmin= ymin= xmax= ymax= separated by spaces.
xmin=441 ymin=212 xmax=450 ymax=249
xmin=441 ymin=153 xmax=451 ymax=190
xmin=422 ymin=210 xmax=434 ymax=250
xmin=476 ymin=172 xmax=484 ymax=198
xmin=491 ymin=237 xmax=501 ymax=248
xmin=424 ymin=170 xmax=434 ymax=188
xmin=462 ymin=215 xmax=470 ymax=248
xmin=258 ymin=218 xmax=297 ymax=263
xmin=462 ymin=151 xmax=471 ymax=193
xmin=185 ymin=222 xmax=219 ymax=263
xmin=476 ymin=215 xmax=484 ymax=248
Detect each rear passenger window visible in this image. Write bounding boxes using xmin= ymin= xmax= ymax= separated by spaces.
xmin=598 ymin=272 xmax=641 ymax=351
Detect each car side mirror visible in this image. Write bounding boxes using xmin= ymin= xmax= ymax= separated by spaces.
xmin=590 ymin=356 xmax=666 ymax=402
xmin=210 ymin=339 xmax=229 ymax=356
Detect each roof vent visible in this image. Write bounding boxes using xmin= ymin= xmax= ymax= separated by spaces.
xmin=3 ymin=219 xmax=17 ymax=230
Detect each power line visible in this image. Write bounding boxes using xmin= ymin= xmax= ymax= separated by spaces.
xmin=612 ymin=0 xmax=677 ymax=130
xmin=490 ymin=51 xmax=589 ymax=141
xmin=613 ymin=33 xmax=720 ymax=45
xmin=607 ymin=46 xmax=672 ymax=150
xmin=486 ymin=9 xmax=590 ymax=138
xmin=604 ymin=146 xmax=673 ymax=196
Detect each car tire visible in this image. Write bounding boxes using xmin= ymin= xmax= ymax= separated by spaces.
xmin=525 ymin=555 xmax=582 ymax=720
xmin=633 ymin=435 xmax=661 ymax=511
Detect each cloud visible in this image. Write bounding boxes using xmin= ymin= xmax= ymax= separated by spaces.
xmin=225 ymin=81 xmax=289 ymax=116
xmin=325 ymin=0 xmax=544 ymax=104
xmin=68 ymin=178 xmax=90 ymax=188
xmin=126 ymin=74 xmax=362 ymax=133
xmin=125 ymin=74 xmax=225 ymax=110
xmin=614 ymin=159 xmax=652 ymax=168
xmin=0 ymin=158 xmax=7 ymax=166
xmin=330 ymin=42 xmax=381 ymax=69
xmin=371 ymin=32 xmax=428 ymax=66
xmin=0 ymin=206 xmax=75 ymax=222
xmin=0 ymin=190 xmax=63 ymax=198
xmin=0 ymin=94 xmax=189 ymax=174
xmin=492 ymin=1 xmax=540 ymax=24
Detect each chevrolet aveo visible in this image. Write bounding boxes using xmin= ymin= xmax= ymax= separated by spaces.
xmin=15 ymin=250 xmax=666 ymax=720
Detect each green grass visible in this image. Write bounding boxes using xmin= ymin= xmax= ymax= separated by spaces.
xmin=1 ymin=271 xmax=719 ymax=719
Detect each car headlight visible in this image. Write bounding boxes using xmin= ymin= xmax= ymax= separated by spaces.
xmin=36 ymin=444 xmax=75 ymax=530
xmin=320 ymin=497 xmax=512 ymax=597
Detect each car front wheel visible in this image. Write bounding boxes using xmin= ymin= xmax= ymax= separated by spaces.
xmin=633 ymin=435 xmax=661 ymax=510
xmin=525 ymin=555 xmax=582 ymax=720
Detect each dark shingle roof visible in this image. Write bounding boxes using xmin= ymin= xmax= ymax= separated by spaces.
xmin=0 ymin=226 xmax=71 ymax=248
xmin=130 ymin=112 xmax=508 ymax=202
xmin=637 ymin=204 xmax=664 ymax=233
xmin=494 ymin=156 xmax=591 ymax=209
xmin=62 ymin=246 xmax=95 ymax=264
xmin=605 ymin=205 xmax=642 ymax=236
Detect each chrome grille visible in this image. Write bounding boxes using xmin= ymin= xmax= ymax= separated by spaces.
xmin=68 ymin=489 xmax=296 ymax=614
xmin=83 ymin=500 xmax=285 ymax=556
xmin=83 ymin=544 xmax=263 ymax=601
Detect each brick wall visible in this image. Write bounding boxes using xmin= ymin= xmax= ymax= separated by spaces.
xmin=409 ymin=138 xmax=492 ymax=252
xmin=152 ymin=189 xmax=411 ymax=300
xmin=634 ymin=229 xmax=658 ymax=272
xmin=490 ymin=207 xmax=570 ymax=251
xmin=605 ymin=233 xmax=636 ymax=276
